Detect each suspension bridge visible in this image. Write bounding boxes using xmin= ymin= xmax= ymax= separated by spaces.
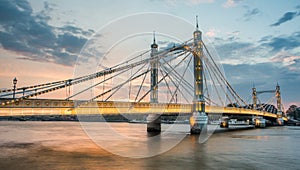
xmin=0 ymin=18 xmax=288 ymax=133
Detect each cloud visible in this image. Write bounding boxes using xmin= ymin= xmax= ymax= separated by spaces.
xmin=270 ymin=10 xmax=300 ymax=26
xmin=212 ymin=36 xmax=270 ymax=65
xmin=223 ymin=0 xmax=242 ymax=8
xmin=270 ymin=51 xmax=300 ymax=71
xmin=260 ymin=31 xmax=300 ymax=52
xmin=0 ymin=0 xmax=94 ymax=66
xmin=205 ymin=28 xmax=220 ymax=38
xmin=243 ymin=7 xmax=261 ymax=21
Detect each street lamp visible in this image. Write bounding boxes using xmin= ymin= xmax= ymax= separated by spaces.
xmin=13 ymin=77 xmax=17 ymax=99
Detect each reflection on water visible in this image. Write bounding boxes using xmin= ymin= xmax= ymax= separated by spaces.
xmin=0 ymin=121 xmax=300 ymax=170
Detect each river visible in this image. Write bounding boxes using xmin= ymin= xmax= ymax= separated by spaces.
xmin=0 ymin=121 xmax=299 ymax=170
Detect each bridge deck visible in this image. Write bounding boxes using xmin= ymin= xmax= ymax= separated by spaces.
xmin=0 ymin=99 xmax=287 ymax=121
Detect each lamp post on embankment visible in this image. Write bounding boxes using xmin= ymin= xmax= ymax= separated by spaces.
xmin=12 ymin=77 xmax=17 ymax=99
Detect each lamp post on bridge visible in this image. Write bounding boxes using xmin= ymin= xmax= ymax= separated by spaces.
xmin=12 ymin=77 xmax=17 ymax=99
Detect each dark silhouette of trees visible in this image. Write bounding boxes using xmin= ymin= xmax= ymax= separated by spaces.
xmin=286 ymin=105 xmax=300 ymax=120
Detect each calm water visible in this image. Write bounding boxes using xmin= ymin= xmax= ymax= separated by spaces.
xmin=0 ymin=121 xmax=299 ymax=170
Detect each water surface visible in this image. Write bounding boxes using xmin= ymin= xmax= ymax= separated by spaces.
xmin=0 ymin=121 xmax=299 ymax=170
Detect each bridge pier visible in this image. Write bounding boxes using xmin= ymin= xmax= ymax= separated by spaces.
xmin=190 ymin=112 xmax=208 ymax=134
xmin=146 ymin=114 xmax=161 ymax=132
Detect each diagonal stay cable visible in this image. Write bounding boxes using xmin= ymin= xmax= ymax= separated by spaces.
xmin=160 ymin=63 xmax=194 ymax=102
xmin=90 ymin=68 xmax=150 ymax=101
xmin=203 ymin=59 xmax=226 ymax=106
xmin=158 ymin=68 xmax=173 ymax=102
xmin=136 ymin=51 xmax=192 ymax=103
xmin=160 ymin=64 xmax=194 ymax=93
xmin=202 ymin=41 xmax=248 ymax=106
xmin=203 ymin=54 xmax=238 ymax=106
xmin=159 ymin=66 xmax=190 ymax=104
xmin=203 ymin=64 xmax=211 ymax=105
xmin=160 ymin=56 xmax=194 ymax=91
xmin=168 ymin=54 xmax=193 ymax=104
xmin=104 ymin=63 xmax=148 ymax=101
xmin=66 ymin=65 xmax=134 ymax=100
xmin=134 ymin=65 xmax=149 ymax=102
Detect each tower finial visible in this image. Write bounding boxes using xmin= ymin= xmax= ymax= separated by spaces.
xmin=196 ymin=15 xmax=199 ymax=30
xmin=153 ymin=31 xmax=156 ymax=44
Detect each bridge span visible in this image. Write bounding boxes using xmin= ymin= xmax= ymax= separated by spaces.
xmin=0 ymin=98 xmax=287 ymax=122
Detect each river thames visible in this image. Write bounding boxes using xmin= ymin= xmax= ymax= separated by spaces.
xmin=0 ymin=121 xmax=299 ymax=170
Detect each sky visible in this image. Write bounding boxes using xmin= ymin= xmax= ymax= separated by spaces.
xmin=0 ymin=0 xmax=299 ymax=110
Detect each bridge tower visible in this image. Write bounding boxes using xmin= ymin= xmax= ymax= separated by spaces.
xmin=276 ymin=83 xmax=282 ymax=116
xmin=252 ymin=86 xmax=257 ymax=110
xmin=150 ymin=32 xmax=158 ymax=103
xmin=190 ymin=16 xmax=208 ymax=134
xmin=147 ymin=32 xmax=161 ymax=132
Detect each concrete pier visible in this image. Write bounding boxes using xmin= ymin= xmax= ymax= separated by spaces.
xmin=146 ymin=114 xmax=161 ymax=132
xmin=190 ymin=112 xmax=208 ymax=134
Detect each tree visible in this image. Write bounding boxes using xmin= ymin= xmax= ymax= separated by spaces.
xmin=286 ymin=105 xmax=298 ymax=119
